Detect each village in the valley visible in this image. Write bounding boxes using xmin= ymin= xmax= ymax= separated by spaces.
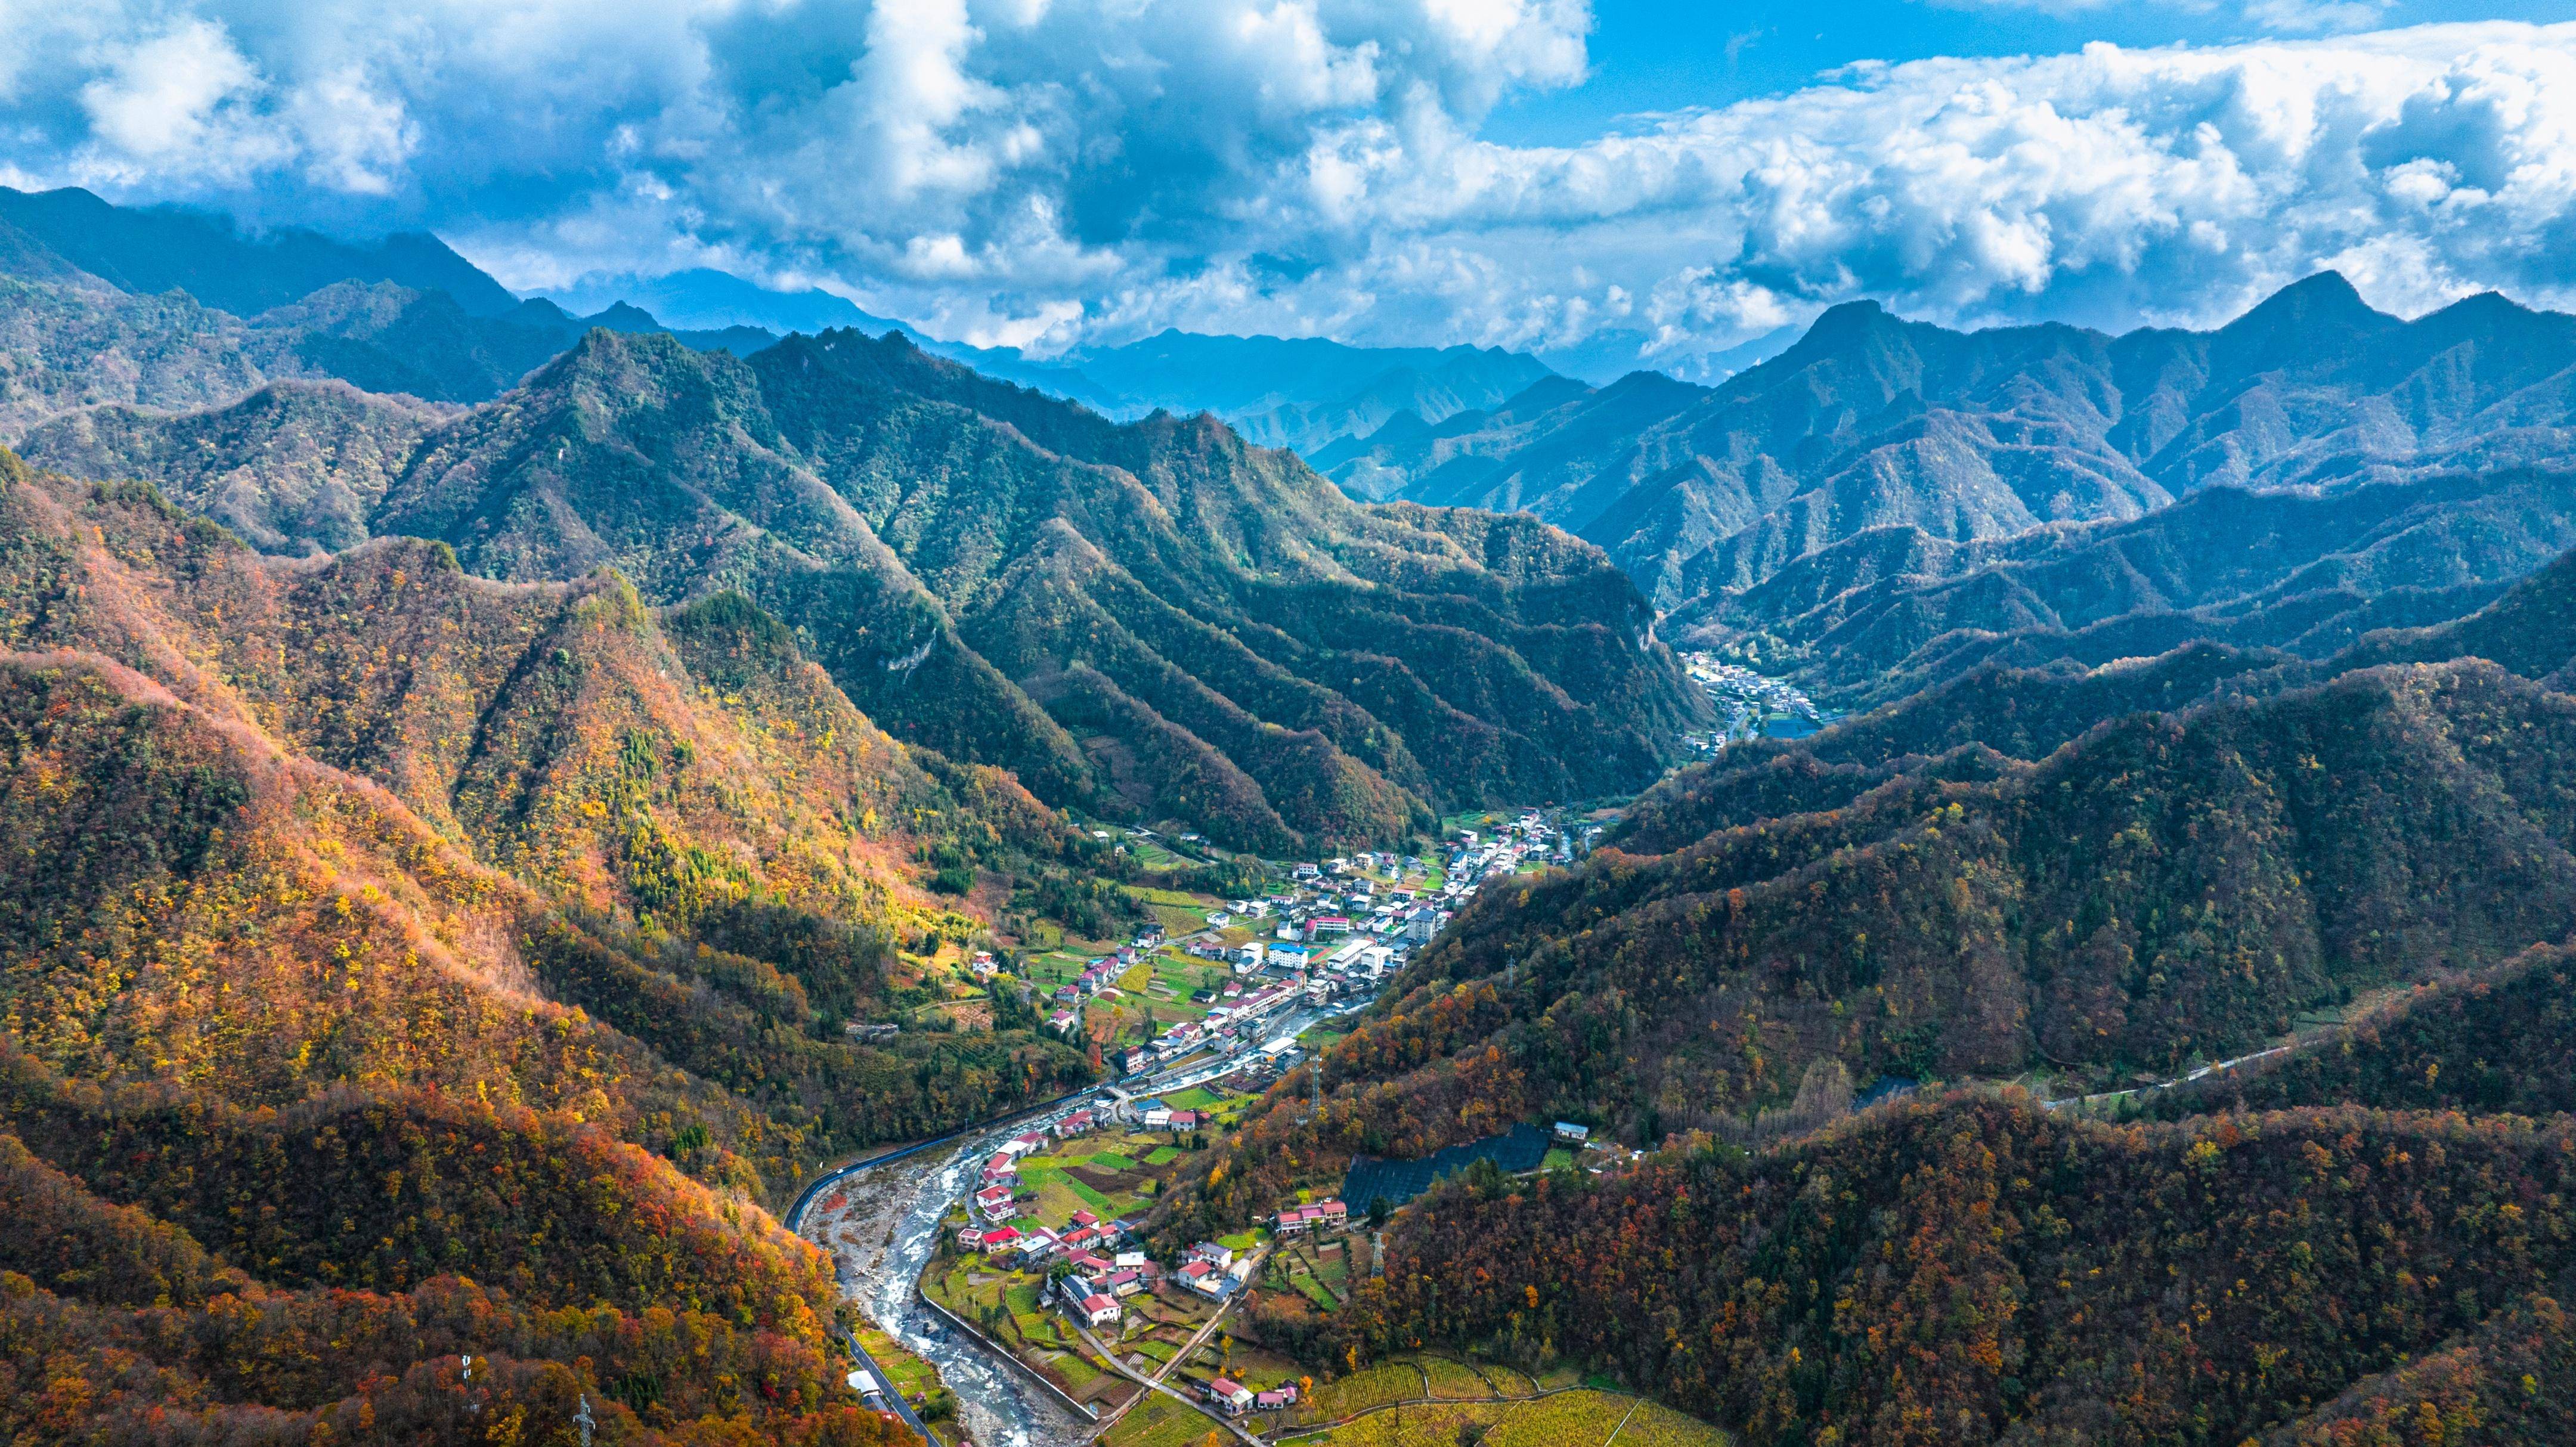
xmin=798 ymin=805 xmax=1717 ymax=1447
xmin=1675 ymin=652 xmax=1834 ymax=755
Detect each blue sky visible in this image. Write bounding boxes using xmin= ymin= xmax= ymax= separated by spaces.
xmin=1491 ymin=1 xmax=2575 ymax=142
xmin=3 ymin=1 xmax=2573 ymax=380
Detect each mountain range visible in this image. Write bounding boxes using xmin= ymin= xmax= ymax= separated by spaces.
xmin=0 ymin=190 xmax=772 ymax=430
xmin=1321 ymin=272 xmax=2576 ymax=631
xmin=543 ymin=268 xmax=1563 ymax=456
xmin=36 ymin=183 xmax=2576 ymax=677
xmin=1162 ymin=531 xmax=2576 ymax=1443
xmin=27 ymin=179 xmax=2576 ymax=1447
xmin=20 ymin=326 xmax=1702 ymax=851
xmin=0 ymin=445 xmax=1100 ymax=1440
xmin=1714 ymin=463 xmax=2576 ymax=707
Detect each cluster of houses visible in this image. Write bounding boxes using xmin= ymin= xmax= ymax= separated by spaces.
xmin=1029 ymin=1235 xmax=1256 ymax=1336
xmin=1679 ymin=655 xmax=1832 ymax=751
xmin=1046 ymin=1240 xmax=1159 ymax=1328
xmin=1036 ymin=931 xmax=1164 ymax=1035
xmin=962 ymin=1110 xmax=1138 ymax=1249
xmin=1124 ymin=944 xmax=1330 ymax=1074
xmin=1123 ymin=1096 xmax=1203 ymax=1132
xmin=1439 ymin=811 xmax=1597 ymax=894
xmin=1256 ymin=854 xmax=1451 ymax=949
xmin=958 ymin=1203 xmax=1140 ymax=1272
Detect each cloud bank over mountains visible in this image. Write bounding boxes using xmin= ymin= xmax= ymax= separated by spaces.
xmin=4 ymin=2 xmax=2574 ymax=379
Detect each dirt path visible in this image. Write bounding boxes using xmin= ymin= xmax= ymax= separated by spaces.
xmin=1075 ymin=1321 xmax=1261 ymax=1446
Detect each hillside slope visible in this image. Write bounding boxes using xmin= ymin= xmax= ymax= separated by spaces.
xmin=56 ymin=328 xmax=1705 ymax=850
xmin=0 ymin=446 xmax=1103 ymax=1433
xmin=1701 ymin=466 xmax=2576 ymax=705
xmin=1169 ymin=649 xmax=2576 ymax=1241
xmin=1311 ymin=1096 xmax=2576 ymax=1447
xmin=0 ymin=452 xmax=1091 ymax=1159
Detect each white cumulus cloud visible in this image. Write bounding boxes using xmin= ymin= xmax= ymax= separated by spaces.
xmin=1 ymin=4 xmax=2574 ymax=380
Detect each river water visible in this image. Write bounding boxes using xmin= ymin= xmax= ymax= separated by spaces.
xmin=795 ymin=996 xmax=1370 ymax=1446
xmin=804 ymin=1135 xmax=1091 ymax=1447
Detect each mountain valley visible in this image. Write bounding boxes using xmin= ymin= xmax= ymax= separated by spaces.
xmin=13 ymin=179 xmax=2576 ymax=1447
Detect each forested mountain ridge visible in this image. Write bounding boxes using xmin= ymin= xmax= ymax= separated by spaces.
xmin=1626 ymin=500 xmax=2576 ymax=857
xmin=1699 ymin=464 xmax=2576 ymax=706
xmin=1323 ymin=272 xmax=2576 ymax=624
xmin=1169 ymin=647 xmax=2576 ymax=1234
xmin=0 ymin=187 xmax=1569 ymax=490
xmin=40 ymin=325 xmax=1707 ymax=850
xmin=20 ymin=379 xmax=450 ymax=553
xmin=0 ymin=447 xmax=1093 ymax=1159
xmin=1138 ymin=516 xmax=2576 ymax=1445
xmin=0 ymin=445 xmax=1103 ymax=1435
xmin=0 ymin=265 xmax=767 ymax=436
xmin=1299 ymin=1095 xmax=2576 ymax=1447
xmin=545 ymin=269 xmax=1566 ymax=459
xmin=0 ymin=186 xmax=787 ymax=434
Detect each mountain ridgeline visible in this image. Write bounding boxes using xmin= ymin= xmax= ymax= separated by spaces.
xmin=1323 ymin=272 xmax=2576 ymax=633
xmin=1705 ymin=461 xmax=2576 ymax=708
xmin=1154 ymin=534 xmax=2576 ymax=1444
xmin=35 ymin=327 xmax=1705 ymax=851
xmin=27 ymin=178 xmax=2576 ymax=1447
xmin=0 ymin=445 xmax=1125 ymax=1440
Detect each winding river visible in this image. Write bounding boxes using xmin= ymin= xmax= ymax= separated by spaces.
xmin=794 ymin=998 xmax=1367 ymax=1445
xmin=801 ymin=1130 xmax=1091 ymax=1447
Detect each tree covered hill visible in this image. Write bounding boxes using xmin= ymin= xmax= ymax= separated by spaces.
xmin=20 ymin=378 xmax=449 ymax=553
xmin=1698 ymin=464 xmax=2576 ymax=707
xmin=1624 ymin=524 xmax=2576 ymax=858
xmin=1165 ymin=594 xmax=2576 ymax=1235
xmin=0 ymin=451 xmax=1096 ymax=1150
xmin=0 ymin=447 xmax=1103 ymax=1433
xmin=1303 ymin=1095 xmax=2576 ymax=1447
xmin=39 ymin=326 xmax=1706 ymax=851
xmin=1148 ymin=523 xmax=2576 ymax=1447
xmin=0 ymin=265 xmax=767 ymax=436
xmin=0 ymin=186 xmax=1569 ymax=486
xmin=0 ymin=1101 xmax=913 ymax=1447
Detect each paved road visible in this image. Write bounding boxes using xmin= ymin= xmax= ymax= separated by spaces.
xmin=1073 ymin=1321 xmax=1263 ymax=1447
xmin=1079 ymin=1247 xmax=1270 ymax=1444
xmin=2041 ymin=1044 xmax=2293 ymax=1111
xmin=844 ymin=1327 xmax=943 ymax=1445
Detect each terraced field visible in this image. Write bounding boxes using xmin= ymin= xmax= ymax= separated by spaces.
xmin=1299 ymin=1400 xmax=1498 ymax=1446
xmin=1278 ymin=1364 xmax=1729 ymax=1447
xmin=1612 ymin=1399 xmax=1738 ymax=1447
xmin=1481 ymin=1390 xmax=1636 ymax=1446
xmin=1420 ymin=1355 xmax=1501 ymax=1400
xmin=1293 ymin=1363 xmax=1426 ymax=1423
